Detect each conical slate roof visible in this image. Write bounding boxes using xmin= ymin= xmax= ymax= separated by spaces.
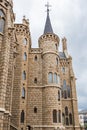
xmin=44 ymin=9 xmax=53 ymax=34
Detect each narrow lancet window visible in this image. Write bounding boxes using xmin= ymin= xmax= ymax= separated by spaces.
xmin=53 ymin=110 xmax=57 ymax=123
xmin=48 ymin=72 xmax=53 ymax=83
xmin=21 ymin=110 xmax=25 ymax=123
xmin=0 ymin=10 xmax=5 ymax=33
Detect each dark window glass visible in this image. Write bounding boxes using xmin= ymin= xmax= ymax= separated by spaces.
xmin=58 ymin=90 xmax=60 ymax=101
xmin=35 ymin=55 xmax=37 ymax=61
xmin=56 ymin=58 xmax=58 ymax=65
xmin=34 ymin=107 xmax=37 ymax=113
xmin=66 ymin=117 xmax=69 ymax=125
xmin=62 ymin=113 xmax=65 ymax=125
xmin=65 ymin=107 xmax=68 ymax=116
xmin=21 ymin=110 xmax=24 ymax=123
xmin=34 ymin=78 xmax=37 ymax=84
xmin=53 ymin=110 xmax=57 ymax=123
xmin=69 ymin=113 xmax=73 ymax=125
xmin=67 ymin=86 xmax=71 ymax=98
xmin=64 ymin=90 xmax=67 ymax=99
xmin=58 ymin=110 xmax=61 ymax=123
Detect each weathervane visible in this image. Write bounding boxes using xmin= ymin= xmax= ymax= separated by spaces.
xmin=45 ymin=2 xmax=51 ymax=14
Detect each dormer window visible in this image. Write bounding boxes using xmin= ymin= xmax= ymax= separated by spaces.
xmin=0 ymin=10 xmax=5 ymax=33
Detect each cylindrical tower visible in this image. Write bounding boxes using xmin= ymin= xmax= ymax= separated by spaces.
xmin=38 ymin=4 xmax=63 ymax=130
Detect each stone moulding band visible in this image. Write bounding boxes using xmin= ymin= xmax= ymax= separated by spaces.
xmin=30 ymin=125 xmax=65 ymax=130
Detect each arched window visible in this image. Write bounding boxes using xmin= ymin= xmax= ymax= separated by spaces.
xmin=62 ymin=67 xmax=65 ymax=73
xmin=58 ymin=75 xmax=60 ymax=84
xmin=55 ymin=44 xmax=58 ymax=50
xmin=0 ymin=10 xmax=5 ymax=33
xmin=35 ymin=55 xmax=37 ymax=61
xmin=22 ymin=87 xmax=25 ymax=98
xmin=69 ymin=113 xmax=73 ymax=125
xmin=22 ymin=71 xmax=26 ymax=80
xmin=62 ymin=113 xmax=65 ymax=125
xmin=23 ymin=38 xmax=27 ymax=45
xmin=54 ymin=73 xmax=57 ymax=84
xmin=53 ymin=110 xmax=57 ymax=123
xmin=23 ymin=52 xmax=27 ymax=61
xmin=64 ymin=90 xmax=67 ymax=99
xmin=34 ymin=107 xmax=37 ymax=113
xmin=58 ymin=90 xmax=60 ymax=101
xmin=66 ymin=117 xmax=69 ymax=126
xmin=65 ymin=107 xmax=68 ymax=116
xmin=56 ymin=58 xmax=58 ymax=65
xmin=67 ymin=86 xmax=71 ymax=98
xmin=61 ymin=88 xmax=63 ymax=98
xmin=58 ymin=110 xmax=61 ymax=123
xmin=63 ymin=80 xmax=67 ymax=89
xmin=34 ymin=78 xmax=37 ymax=84
xmin=48 ymin=72 xmax=53 ymax=83
xmin=21 ymin=110 xmax=24 ymax=123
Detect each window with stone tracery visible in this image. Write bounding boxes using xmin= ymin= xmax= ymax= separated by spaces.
xmin=0 ymin=10 xmax=5 ymax=33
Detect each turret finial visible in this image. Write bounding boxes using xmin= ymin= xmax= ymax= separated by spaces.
xmin=44 ymin=2 xmax=53 ymax=34
xmin=45 ymin=2 xmax=51 ymax=15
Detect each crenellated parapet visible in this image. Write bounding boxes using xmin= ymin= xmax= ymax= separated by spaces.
xmin=14 ymin=24 xmax=30 ymax=37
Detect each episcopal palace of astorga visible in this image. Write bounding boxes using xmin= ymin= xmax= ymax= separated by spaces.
xmin=0 ymin=0 xmax=80 ymax=130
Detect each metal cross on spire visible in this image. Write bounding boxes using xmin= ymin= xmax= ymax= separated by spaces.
xmin=45 ymin=2 xmax=51 ymax=14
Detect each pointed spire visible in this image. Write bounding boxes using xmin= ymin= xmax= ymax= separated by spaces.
xmin=44 ymin=2 xmax=53 ymax=34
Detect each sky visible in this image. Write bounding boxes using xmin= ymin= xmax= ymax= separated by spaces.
xmin=13 ymin=0 xmax=87 ymax=111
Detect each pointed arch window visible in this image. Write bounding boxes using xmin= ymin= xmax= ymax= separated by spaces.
xmin=65 ymin=107 xmax=68 ymax=116
xmin=66 ymin=117 xmax=69 ymax=125
xmin=58 ymin=90 xmax=60 ymax=101
xmin=62 ymin=67 xmax=65 ymax=73
xmin=56 ymin=58 xmax=58 ymax=65
xmin=48 ymin=72 xmax=53 ymax=83
xmin=34 ymin=107 xmax=37 ymax=113
xmin=35 ymin=55 xmax=37 ymax=61
xmin=67 ymin=86 xmax=71 ymax=98
xmin=22 ymin=87 xmax=25 ymax=99
xmin=53 ymin=110 xmax=57 ymax=123
xmin=0 ymin=10 xmax=5 ymax=33
xmin=64 ymin=90 xmax=67 ymax=99
xmin=55 ymin=44 xmax=58 ymax=50
xmin=62 ymin=113 xmax=65 ymax=125
xmin=54 ymin=73 xmax=57 ymax=84
xmin=23 ymin=52 xmax=27 ymax=61
xmin=34 ymin=78 xmax=37 ymax=84
xmin=58 ymin=110 xmax=61 ymax=123
xmin=21 ymin=110 xmax=25 ymax=123
xmin=22 ymin=71 xmax=26 ymax=80
xmin=69 ymin=113 xmax=73 ymax=125
xmin=63 ymin=80 xmax=67 ymax=89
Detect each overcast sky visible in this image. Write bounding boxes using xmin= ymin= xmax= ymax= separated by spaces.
xmin=13 ymin=0 xmax=87 ymax=111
